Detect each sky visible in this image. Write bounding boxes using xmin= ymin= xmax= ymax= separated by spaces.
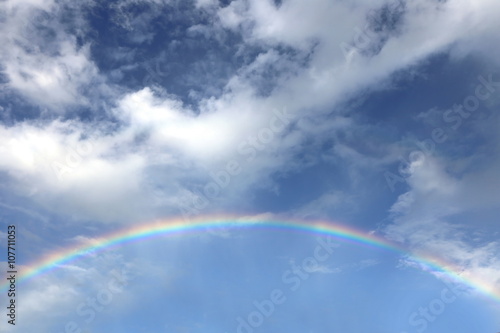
xmin=0 ymin=0 xmax=500 ymax=332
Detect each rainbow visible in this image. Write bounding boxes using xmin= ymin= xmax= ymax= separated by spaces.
xmin=1 ymin=215 xmax=499 ymax=303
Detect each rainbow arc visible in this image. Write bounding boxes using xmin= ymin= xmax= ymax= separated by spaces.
xmin=1 ymin=215 xmax=499 ymax=303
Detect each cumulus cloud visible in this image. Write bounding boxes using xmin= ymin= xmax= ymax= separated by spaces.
xmin=0 ymin=120 xmax=147 ymax=221
xmin=0 ymin=0 xmax=499 ymax=226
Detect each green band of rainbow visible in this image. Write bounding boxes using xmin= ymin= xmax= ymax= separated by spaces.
xmin=1 ymin=215 xmax=499 ymax=303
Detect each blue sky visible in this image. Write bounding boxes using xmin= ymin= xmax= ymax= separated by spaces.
xmin=0 ymin=0 xmax=500 ymax=332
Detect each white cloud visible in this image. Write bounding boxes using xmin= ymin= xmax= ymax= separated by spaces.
xmin=307 ymin=264 xmax=340 ymax=274
xmin=293 ymin=190 xmax=354 ymax=220
xmin=0 ymin=252 xmax=137 ymax=333
xmin=195 ymin=0 xmax=218 ymax=8
xmin=0 ymin=0 xmax=102 ymax=111
xmin=1 ymin=0 xmax=499 ymax=225
xmin=0 ymin=120 xmax=148 ymax=222
xmin=384 ymin=154 xmax=500 ymax=298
